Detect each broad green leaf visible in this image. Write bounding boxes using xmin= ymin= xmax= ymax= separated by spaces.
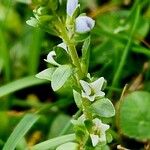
xmin=89 ymin=98 xmax=115 ymax=118
xmin=51 ymin=65 xmax=73 ymax=91
xmin=49 ymin=114 xmax=72 ymax=138
xmin=36 ymin=68 xmax=56 ymax=81
xmin=0 ymin=76 xmax=46 ymax=98
xmin=31 ymin=134 xmax=76 ymax=150
xmin=73 ymin=90 xmax=82 ymax=108
xmin=56 ymin=142 xmax=79 ymax=150
xmin=3 ymin=114 xmax=39 ymax=150
xmin=119 ymin=91 xmax=150 ymax=140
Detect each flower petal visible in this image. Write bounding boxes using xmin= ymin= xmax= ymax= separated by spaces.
xmin=99 ymin=132 xmax=107 ymax=143
xmin=100 ymin=123 xmax=110 ymax=132
xmin=67 ymin=0 xmax=78 ymax=16
xmin=57 ymin=42 xmax=68 ymax=52
xmin=75 ymin=16 xmax=95 ymax=33
xmin=90 ymin=134 xmax=99 ymax=147
xmin=95 ymin=91 xmax=105 ymax=97
xmin=91 ymin=77 xmax=105 ymax=94
xmin=44 ymin=51 xmax=60 ymax=66
xmin=81 ymin=91 xmax=95 ymax=102
xmin=80 ymin=80 xmax=91 ymax=95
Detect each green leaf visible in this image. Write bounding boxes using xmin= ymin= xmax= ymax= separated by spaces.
xmin=119 ymin=91 xmax=150 ymax=140
xmin=56 ymin=142 xmax=79 ymax=150
xmin=3 ymin=114 xmax=39 ymax=150
xmin=54 ymin=46 xmax=70 ymax=65
xmin=36 ymin=68 xmax=56 ymax=81
xmin=49 ymin=114 xmax=72 ymax=138
xmin=51 ymin=65 xmax=73 ymax=91
xmin=73 ymin=90 xmax=82 ymax=108
xmin=81 ymin=36 xmax=90 ymax=74
xmin=74 ymin=32 xmax=90 ymax=42
xmin=89 ymin=98 xmax=115 ymax=118
xmin=31 ymin=134 xmax=76 ymax=150
xmin=0 ymin=76 xmax=46 ymax=98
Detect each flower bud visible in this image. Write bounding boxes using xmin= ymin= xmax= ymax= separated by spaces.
xmin=75 ymin=16 xmax=95 ymax=33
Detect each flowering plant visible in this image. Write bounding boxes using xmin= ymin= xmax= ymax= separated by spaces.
xmin=26 ymin=0 xmax=115 ymax=149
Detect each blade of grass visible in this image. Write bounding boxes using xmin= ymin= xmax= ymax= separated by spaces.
xmin=109 ymin=6 xmax=141 ymax=94
xmin=31 ymin=134 xmax=76 ymax=150
xmin=0 ymin=0 xmax=12 ymax=81
xmin=2 ymin=114 xmax=39 ymax=150
xmin=28 ymin=28 xmax=43 ymax=75
xmin=94 ymin=27 xmax=150 ymax=57
xmin=0 ymin=76 xmax=46 ymax=98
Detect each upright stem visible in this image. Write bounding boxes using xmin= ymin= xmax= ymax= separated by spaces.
xmin=58 ymin=21 xmax=83 ymax=80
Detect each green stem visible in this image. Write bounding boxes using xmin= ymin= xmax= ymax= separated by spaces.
xmin=58 ymin=21 xmax=83 ymax=80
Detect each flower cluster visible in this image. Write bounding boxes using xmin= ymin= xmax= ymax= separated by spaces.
xmin=31 ymin=0 xmax=115 ymax=149
xmin=90 ymin=118 xmax=109 ymax=147
xmin=67 ymin=0 xmax=95 ymax=33
xmin=72 ymin=115 xmax=110 ymax=147
xmin=80 ymin=77 xmax=106 ymax=102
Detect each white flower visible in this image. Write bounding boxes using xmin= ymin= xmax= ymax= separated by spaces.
xmin=44 ymin=51 xmax=60 ymax=66
xmin=67 ymin=0 xmax=78 ymax=16
xmin=80 ymin=77 xmax=105 ymax=101
xmin=90 ymin=118 xmax=110 ymax=147
xmin=75 ymin=16 xmax=95 ymax=33
xmin=57 ymin=42 xmax=68 ymax=53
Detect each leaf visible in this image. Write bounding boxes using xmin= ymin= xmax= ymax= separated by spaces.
xmin=0 ymin=76 xmax=46 ymax=98
xmin=54 ymin=46 xmax=70 ymax=65
xmin=119 ymin=91 xmax=150 ymax=140
xmin=73 ymin=90 xmax=82 ymax=108
xmin=49 ymin=114 xmax=72 ymax=138
xmin=3 ymin=114 xmax=39 ymax=150
xmin=56 ymin=142 xmax=79 ymax=150
xmin=31 ymin=134 xmax=76 ymax=150
xmin=36 ymin=68 xmax=56 ymax=81
xmin=89 ymin=98 xmax=115 ymax=118
xmin=51 ymin=65 xmax=73 ymax=91
xmin=15 ymin=0 xmax=31 ymax=4
xmin=81 ymin=36 xmax=90 ymax=74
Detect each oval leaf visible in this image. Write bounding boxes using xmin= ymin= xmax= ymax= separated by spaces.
xmin=51 ymin=65 xmax=73 ymax=91
xmin=56 ymin=142 xmax=79 ymax=150
xmin=89 ymin=98 xmax=115 ymax=118
xmin=36 ymin=68 xmax=56 ymax=81
xmin=119 ymin=91 xmax=150 ymax=140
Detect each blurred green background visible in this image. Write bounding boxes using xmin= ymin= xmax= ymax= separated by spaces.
xmin=0 ymin=0 xmax=150 ymax=149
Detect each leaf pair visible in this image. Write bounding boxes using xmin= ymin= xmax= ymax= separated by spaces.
xmin=36 ymin=65 xmax=73 ymax=91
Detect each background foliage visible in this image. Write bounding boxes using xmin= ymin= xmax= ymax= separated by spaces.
xmin=0 ymin=0 xmax=150 ymax=149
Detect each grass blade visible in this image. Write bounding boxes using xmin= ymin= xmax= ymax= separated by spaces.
xmin=28 ymin=29 xmax=43 ymax=75
xmin=31 ymin=134 xmax=76 ymax=150
xmin=0 ymin=76 xmax=46 ymax=98
xmin=3 ymin=114 xmax=39 ymax=150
